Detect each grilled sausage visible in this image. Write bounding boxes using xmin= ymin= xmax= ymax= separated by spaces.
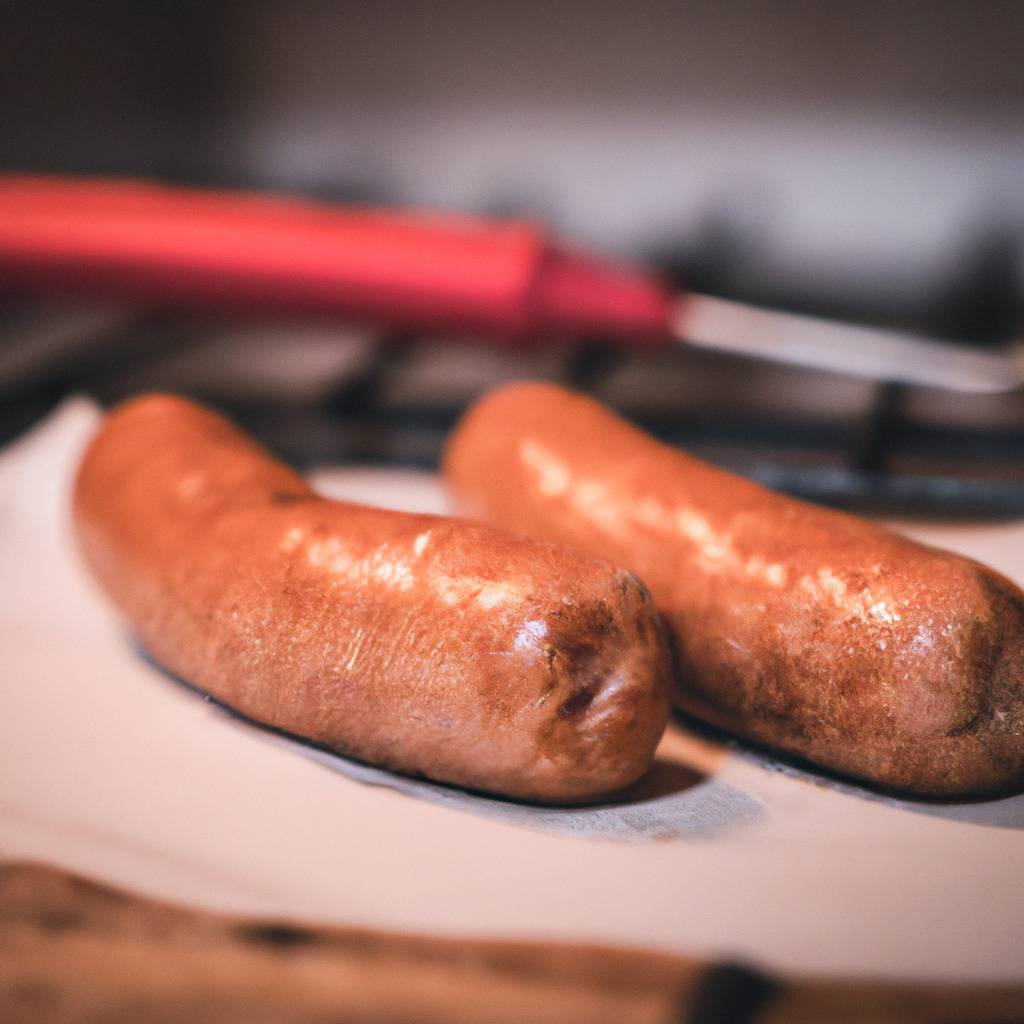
xmin=73 ymin=395 xmax=671 ymax=803
xmin=444 ymin=382 xmax=1024 ymax=797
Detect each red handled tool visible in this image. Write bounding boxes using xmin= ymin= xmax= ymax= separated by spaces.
xmin=0 ymin=175 xmax=1017 ymax=392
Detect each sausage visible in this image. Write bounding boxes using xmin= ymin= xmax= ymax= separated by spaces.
xmin=444 ymin=382 xmax=1024 ymax=797
xmin=72 ymin=395 xmax=671 ymax=803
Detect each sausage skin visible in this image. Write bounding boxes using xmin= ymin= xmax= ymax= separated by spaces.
xmin=444 ymin=382 xmax=1024 ymax=797
xmin=73 ymin=395 xmax=671 ymax=803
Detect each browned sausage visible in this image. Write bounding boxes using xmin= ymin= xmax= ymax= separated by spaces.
xmin=73 ymin=395 xmax=670 ymax=803
xmin=444 ymin=381 xmax=1024 ymax=797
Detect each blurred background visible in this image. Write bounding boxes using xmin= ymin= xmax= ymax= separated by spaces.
xmin=2 ymin=0 xmax=1024 ymax=514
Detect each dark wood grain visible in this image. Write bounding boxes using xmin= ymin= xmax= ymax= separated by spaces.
xmin=1 ymin=863 xmax=1022 ymax=1023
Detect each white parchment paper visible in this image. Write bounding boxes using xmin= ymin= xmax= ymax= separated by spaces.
xmin=2 ymin=398 xmax=1024 ymax=981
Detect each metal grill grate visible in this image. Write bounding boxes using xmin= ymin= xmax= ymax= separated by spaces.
xmin=2 ymin=300 xmax=1023 ymax=518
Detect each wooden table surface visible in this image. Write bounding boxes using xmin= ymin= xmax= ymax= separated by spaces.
xmin=4 ymin=862 xmax=1024 ymax=1023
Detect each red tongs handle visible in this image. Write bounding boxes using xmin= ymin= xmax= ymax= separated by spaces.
xmin=0 ymin=175 xmax=672 ymax=342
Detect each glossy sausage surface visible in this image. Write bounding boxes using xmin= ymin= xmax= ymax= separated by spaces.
xmin=444 ymin=382 xmax=1024 ymax=797
xmin=73 ymin=395 xmax=671 ymax=803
